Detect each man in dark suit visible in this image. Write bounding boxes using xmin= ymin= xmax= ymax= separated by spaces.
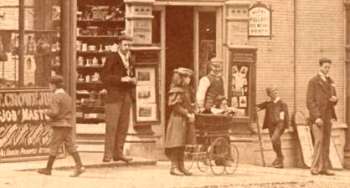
xmin=307 ymin=58 xmax=337 ymax=176
xmin=101 ymin=35 xmax=136 ymax=163
xmin=257 ymin=86 xmax=289 ymax=168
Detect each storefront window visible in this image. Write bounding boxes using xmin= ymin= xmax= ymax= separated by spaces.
xmin=198 ymin=11 xmax=216 ymax=79
xmin=0 ymin=0 xmax=61 ymax=88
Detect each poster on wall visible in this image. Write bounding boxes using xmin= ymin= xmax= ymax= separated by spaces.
xmin=248 ymin=2 xmax=272 ymax=37
xmin=134 ymin=65 xmax=159 ymax=124
xmin=0 ymin=89 xmax=63 ymax=160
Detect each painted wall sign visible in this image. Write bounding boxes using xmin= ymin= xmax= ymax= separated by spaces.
xmin=0 ymin=89 xmax=58 ymax=159
xmin=248 ymin=2 xmax=272 ymax=37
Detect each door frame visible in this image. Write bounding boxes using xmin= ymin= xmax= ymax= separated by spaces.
xmin=155 ymin=5 xmax=224 ymax=133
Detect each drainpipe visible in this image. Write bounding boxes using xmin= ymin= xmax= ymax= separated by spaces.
xmin=293 ymin=0 xmax=297 ymax=114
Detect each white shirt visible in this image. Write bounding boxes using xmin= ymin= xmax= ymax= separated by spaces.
xmin=196 ymin=76 xmax=211 ymax=109
xmin=118 ymin=50 xmax=131 ymax=76
xmin=318 ymin=71 xmax=328 ymax=82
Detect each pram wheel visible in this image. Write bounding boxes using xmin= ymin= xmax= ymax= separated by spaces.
xmin=184 ymin=145 xmax=195 ymax=171
xmin=196 ymin=145 xmax=210 ymax=173
xmin=224 ymin=144 xmax=239 ymax=174
xmin=207 ymin=137 xmax=229 ymax=175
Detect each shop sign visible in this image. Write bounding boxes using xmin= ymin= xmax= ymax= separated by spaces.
xmin=248 ymin=2 xmax=271 ymax=37
xmin=0 ymin=89 xmax=58 ymax=159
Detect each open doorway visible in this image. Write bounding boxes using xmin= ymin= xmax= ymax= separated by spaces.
xmin=165 ymin=6 xmax=194 ymax=122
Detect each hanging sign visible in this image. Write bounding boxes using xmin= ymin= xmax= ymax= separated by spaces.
xmin=248 ymin=2 xmax=272 ymax=37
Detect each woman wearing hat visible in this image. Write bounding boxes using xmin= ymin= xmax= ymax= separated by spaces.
xmin=164 ymin=67 xmax=196 ymax=176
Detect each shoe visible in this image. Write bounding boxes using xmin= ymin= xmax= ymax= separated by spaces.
xmin=38 ymin=168 xmax=51 ymax=176
xmin=320 ymin=170 xmax=335 ymax=176
xmin=178 ymin=160 xmax=192 ymax=176
xmin=70 ymin=166 xmax=86 ymax=177
xmin=114 ymin=156 xmax=133 ymax=163
xmin=310 ymin=171 xmax=319 ymax=175
xmin=273 ymin=163 xmax=284 ymax=169
xmin=170 ymin=162 xmax=182 ymax=176
xmin=102 ymin=158 xmax=111 ymax=163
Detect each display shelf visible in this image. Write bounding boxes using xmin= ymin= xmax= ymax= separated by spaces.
xmin=76 ymin=81 xmax=104 ymax=90
xmin=77 ymin=51 xmax=110 ymax=56
xmin=77 ymin=35 xmax=121 ymax=40
xmin=76 ymin=117 xmax=105 ymax=124
xmin=77 ymin=65 xmax=104 ymax=70
xmin=77 ymin=106 xmax=105 ymax=113
xmin=77 ymin=19 xmax=124 ymax=26
xmin=76 ymin=0 xmax=125 ymax=126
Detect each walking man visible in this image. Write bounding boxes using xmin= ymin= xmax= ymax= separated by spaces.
xmin=307 ymin=58 xmax=337 ymax=176
xmin=101 ymin=35 xmax=135 ymax=163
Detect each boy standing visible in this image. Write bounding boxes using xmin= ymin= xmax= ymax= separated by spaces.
xmin=38 ymin=75 xmax=85 ymax=177
xmin=257 ymin=87 xmax=289 ymax=168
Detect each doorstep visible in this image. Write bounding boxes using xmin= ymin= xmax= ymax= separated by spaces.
xmin=0 ymin=152 xmax=156 ymax=172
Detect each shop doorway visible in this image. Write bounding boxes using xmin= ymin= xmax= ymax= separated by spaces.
xmin=165 ymin=6 xmax=194 ymax=122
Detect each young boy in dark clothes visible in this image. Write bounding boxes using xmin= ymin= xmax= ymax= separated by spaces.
xmin=257 ymin=86 xmax=289 ymax=168
xmin=38 ymin=75 xmax=85 ymax=177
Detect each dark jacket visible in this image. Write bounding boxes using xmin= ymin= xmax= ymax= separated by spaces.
xmin=306 ymin=74 xmax=337 ymax=123
xmin=257 ymin=99 xmax=289 ymax=129
xmin=101 ymin=52 xmax=136 ymax=103
xmin=46 ymin=90 xmax=74 ymax=128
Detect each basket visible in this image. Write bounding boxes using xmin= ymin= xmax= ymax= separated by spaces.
xmin=195 ymin=114 xmax=232 ymax=132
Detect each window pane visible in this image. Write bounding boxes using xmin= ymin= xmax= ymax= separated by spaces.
xmin=0 ymin=0 xmax=62 ymax=88
xmin=23 ymin=0 xmax=61 ymax=87
xmin=0 ymin=1 xmax=20 ymax=88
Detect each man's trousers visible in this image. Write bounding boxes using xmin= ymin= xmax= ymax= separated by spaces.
xmin=103 ymin=94 xmax=131 ymax=160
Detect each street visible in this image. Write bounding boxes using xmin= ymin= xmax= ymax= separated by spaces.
xmin=0 ymin=162 xmax=349 ymax=188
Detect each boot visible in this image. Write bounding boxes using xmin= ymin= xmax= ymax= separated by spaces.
xmin=38 ymin=155 xmax=56 ymax=175
xmin=170 ymin=160 xmax=182 ymax=176
xmin=70 ymin=152 xmax=86 ymax=177
xmin=273 ymin=156 xmax=284 ymax=168
xmin=177 ymin=159 xmax=192 ymax=176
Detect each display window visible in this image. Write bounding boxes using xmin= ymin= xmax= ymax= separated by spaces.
xmin=0 ymin=0 xmax=62 ymax=88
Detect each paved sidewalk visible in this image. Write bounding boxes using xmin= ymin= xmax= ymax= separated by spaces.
xmin=0 ymin=152 xmax=156 ymax=171
xmin=0 ymin=152 xmax=349 ymax=188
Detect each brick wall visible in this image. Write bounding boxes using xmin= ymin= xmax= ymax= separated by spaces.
xmin=247 ymin=0 xmax=295 ymax=123
xmin=295 ymin=0 xmax=345 ymax=122
xmin=247 ymin=0 xmax=346 ymax=124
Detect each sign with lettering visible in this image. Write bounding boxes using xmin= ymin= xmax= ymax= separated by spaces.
xmin=248 ymin=2 xmax=271 ymax=37
xmin=0 ymin=89 xmax=59 ymax=159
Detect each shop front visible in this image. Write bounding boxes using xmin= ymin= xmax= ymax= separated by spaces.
xmin=0 ymin=0 xmax=348 ymax=169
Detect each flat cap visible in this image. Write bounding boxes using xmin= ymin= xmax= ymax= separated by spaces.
xmin=50 ymin=75 xmax=64 ymax=86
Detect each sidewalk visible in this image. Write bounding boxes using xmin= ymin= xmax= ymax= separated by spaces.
xmin=0 ymin=152 xmax=349 ymax=188
xmin=0 ymin=152 xmax=156 ymax=171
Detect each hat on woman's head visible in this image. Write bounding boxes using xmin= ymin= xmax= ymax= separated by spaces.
xmin=174 ymin=67 xmax=193 ymax=76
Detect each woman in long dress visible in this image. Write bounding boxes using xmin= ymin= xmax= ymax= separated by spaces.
xmin=164 ymin=67 xmax=196 ymax=176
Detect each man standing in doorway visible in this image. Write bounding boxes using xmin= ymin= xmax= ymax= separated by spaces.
xmin=306 ymin=58 xmax=337 ymax=176
xmin=101 ymin=35 xmax=135 ymax=163
xmin=196 ymin=58 xmax=225 ymax=113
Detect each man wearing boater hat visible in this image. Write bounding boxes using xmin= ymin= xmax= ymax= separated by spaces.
xmin=101 ymin=34 xmax=135 ymax=163
xmin=196 ymin=57 xmax=225 ymax=113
